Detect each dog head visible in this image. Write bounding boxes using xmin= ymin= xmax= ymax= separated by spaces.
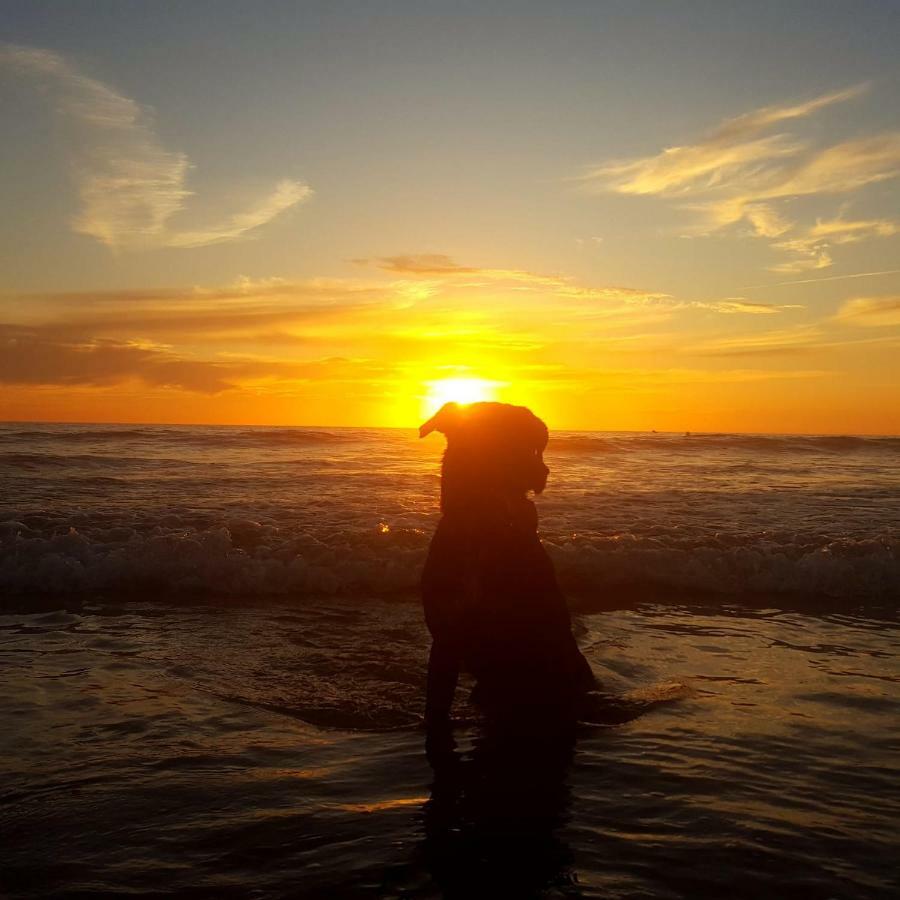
xmin=420 ymin=401 xmax=550 ymax=513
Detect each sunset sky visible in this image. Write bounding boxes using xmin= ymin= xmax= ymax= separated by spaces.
xmin=1 ymin=1 xmax=898 ymax=433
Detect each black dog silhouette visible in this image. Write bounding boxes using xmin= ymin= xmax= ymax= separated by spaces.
xmin=420 ymin=402 xmax=595 ymax=729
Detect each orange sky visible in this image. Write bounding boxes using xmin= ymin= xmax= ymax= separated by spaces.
xmin=1 ymin=9 xmax=899 ymax=433
xmin=2 ymin=260 xmax=897 ymax=433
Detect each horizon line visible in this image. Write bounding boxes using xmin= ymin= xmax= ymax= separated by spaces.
xmin=1 ymin=417 xmax=896 ymax=439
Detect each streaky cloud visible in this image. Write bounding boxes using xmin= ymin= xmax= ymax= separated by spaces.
xmin=0 ymin=43 xmax=311 ymax=250
xmin=581 ymin=84 xmax=866 ymax=198
xmin=767 ymin=244 xmax=834 ymax=274
xmin=367 ymin=254 xmax=674 ymax=304
xmin=366 ymin=255 xmax=802 ymax=317
xmin=769 ymin=217 xmax=899 ymax=273
xmin=0 ymin=323 xmax=396 ymax=393
xmin=0 ymin=324 xmax=238 ymax=392
xmin=368 ymin=254 xmax=478 ymax=275
xmin=808 ymin=218 xmax=900 ymax=242
xmin=834 ymin=296 xmax=900 ymax=327
xmin=690 ymin=298 xmax=803 ymax=315
xmin=684 ymin=325 xmax=825 ymax=357
xmin=164 ymin=181 xmax=313 ymax=248
xmin=579 ymin=83 xmax=900 ymax=273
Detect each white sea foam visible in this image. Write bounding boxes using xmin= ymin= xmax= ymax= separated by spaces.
xmin=1 ymin=516 xmax=896 ymax=603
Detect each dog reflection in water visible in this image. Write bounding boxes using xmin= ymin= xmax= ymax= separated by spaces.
xmin=419 ymin=401 xmax=596 ymax=731
xmin=422 ymin=725 xmax=579 ymax=897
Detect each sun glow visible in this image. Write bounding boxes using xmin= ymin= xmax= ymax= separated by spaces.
xmin=423 ymin=377 xmax=500 ymax=415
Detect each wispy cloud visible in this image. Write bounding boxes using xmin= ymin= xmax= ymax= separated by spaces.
xmin=0 ymin=324 xmax=240 ymax=391
xmin=357 ymin=254 xmax=675 ymax=303
xmin=809 ymin=217 xmax=900 ymax=242
xmin=690 ymin=298 xmax=804 ymax=315
xmin=8 ymin=278 xmax=384 ymax=342
xmin=0 ymin=253 xmax=826 ymax=403
xmin=365 ymin=254 xmax=477 ymax=276
xmin=582 ymin=85 xmax=865 ymax=200
xmin=366 ymin=256 xmax=806 ymax=317
xmin=0 ymin=322 xmax=397 ymax=393
xmin=359 ymin=255 xmax=803 ymax=319
xmin=683 ymin=325 xmax=825 ymax=357
xmin=0 ymin=43 xmax=311 ymax=250
xmin=834 ymin=295 xmax=900 ymax=327
xmin=770 ymin=216 xmax=899 ymax=273
xmin=580 ymin=84 xmax=900 ymax=271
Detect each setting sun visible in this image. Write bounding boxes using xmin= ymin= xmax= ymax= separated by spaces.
xmin=423 ymin=377 xmax=501 ymax=416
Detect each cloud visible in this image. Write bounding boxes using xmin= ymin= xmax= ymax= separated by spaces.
xmin=4 ymin=262 xmax=796 ymax=386
xmin=0 ymin=323 xmax=399 ymax=393
xmin=705 ymin=132 xmax=900 ymax=235
xmin=580 ymin=84 xmax=900 ymax=271
xmin=769 ymin=217 xmax=899 ymax=273
xmin=160 ymin=180 xmax=312 ymax=249
xmin=367 ymin=254 xmax=574 ymax=292
xmin=582 ymin=85 xmax=865 ymax=199
xmin=767 ymin=242 xmax=834 ymax=274
xmin=691 ymin=298 xmax=803 ymax=315
xmin=13 ymin=281 xmax=383 ymax=345
xmin=333 ymin=255 xmax=801 ymax=318
xmin=0 ymin=258 xmax=818 ymax=405
xmin=0 ymin=43 xmax=311 ymax=250
xmin=643 ymin=368 xmax=829 ymax=385
xmin=834 ymin=296 xmax=900 ymax=327
xmin=366 ymin=254 xmax=477 ymax=276
xmin=808 ymin=218 xmax=900 ymax=243
xmin=684 ymin=325 xmax=824 ymax=357
xmin=0 ymin=325 xmax=238 ymax=391
xmin=764 ymin=133 xmax=900 ymax=199
xmin=743 ymin=204 xmax=793 ymax=238
xmin=365 ymin=254 xmax=677 ymax=304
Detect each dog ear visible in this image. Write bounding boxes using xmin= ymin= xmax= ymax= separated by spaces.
xmin=419 ymin=402 xmax=462 ymax=438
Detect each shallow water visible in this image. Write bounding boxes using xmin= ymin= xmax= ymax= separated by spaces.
xmin=2 ymin=423 xmax=898 ymax=895
xmin=2 ymin=599 xmax=897 ymax=898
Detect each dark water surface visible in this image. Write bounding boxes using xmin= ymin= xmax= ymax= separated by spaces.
xmin=2 ymin=598 xmax=897 ymax=898
xmin=2 ymin=424 xmax=898 ymax=895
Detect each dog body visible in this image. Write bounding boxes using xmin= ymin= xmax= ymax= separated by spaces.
xmin=420 ymin=402 xmax=595 ymax=725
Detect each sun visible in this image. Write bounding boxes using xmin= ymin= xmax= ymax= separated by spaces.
xmin=423 ymin=377 xmax=499 ymax=415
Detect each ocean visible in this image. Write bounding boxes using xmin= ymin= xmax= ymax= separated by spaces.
xmin=1 ymin=423 xmax=898 ymax=897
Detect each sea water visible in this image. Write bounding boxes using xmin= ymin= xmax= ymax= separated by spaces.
xmin=1 ymin=423 xmax=898 ymax=897
xmin=1 ymin=423 xmax=897 ymax=601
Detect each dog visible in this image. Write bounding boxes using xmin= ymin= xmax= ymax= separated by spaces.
xmin=420 ymin=401 xmax=595 ymax=728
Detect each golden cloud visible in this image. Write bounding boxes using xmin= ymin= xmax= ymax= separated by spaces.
xmin=580 ymin=84 xmax=900 ymax=273
xmin=834 ymin=296 xmax=900 ymax=327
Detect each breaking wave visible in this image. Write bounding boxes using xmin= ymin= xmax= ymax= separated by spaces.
xmin=1 ymin=515 xmax=895 ymax=605
xmin=3 ymin=424 xmax=896 ymax=609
